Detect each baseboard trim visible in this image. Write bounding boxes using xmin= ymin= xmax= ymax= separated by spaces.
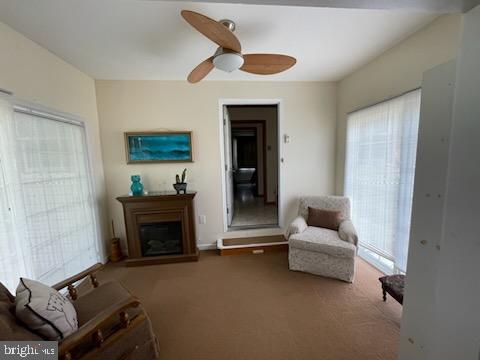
xmin=198 ymin=243 xmax=217 ymax=251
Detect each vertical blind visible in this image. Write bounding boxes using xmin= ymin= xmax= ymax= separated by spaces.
xmin=0 ymin=99 xmax=101 ymax=291
xmin=344 ymin=89 xmax=421 ymax=273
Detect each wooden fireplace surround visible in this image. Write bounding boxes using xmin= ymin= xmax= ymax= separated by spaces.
xmin=116 ymin=191 xmax=198 ymax=267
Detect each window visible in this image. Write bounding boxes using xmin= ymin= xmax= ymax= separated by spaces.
xmin=0 ymin=99 xmax=101 ymax=291
xmin=344 ymin=89 xmax=421 ymax=274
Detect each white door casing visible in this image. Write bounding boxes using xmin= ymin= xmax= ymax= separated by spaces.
xmin=223 ymin=106 xmax=234 ymax=226
xmin=219 ymin=99 xmax=284 ymax=233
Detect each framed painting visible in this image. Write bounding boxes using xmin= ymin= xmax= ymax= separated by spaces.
xmin=124 ymin=131 xmax=193 ymax=163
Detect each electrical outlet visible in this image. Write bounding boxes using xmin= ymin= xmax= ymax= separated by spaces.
xmin=199 ymin=215 xmax=207 ymax=224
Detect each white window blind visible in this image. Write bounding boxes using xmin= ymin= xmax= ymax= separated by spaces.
xmin=344 ymin=89 xmax=421 ymax=273
xmin=0 ymin=99 xmax=101 ymax=291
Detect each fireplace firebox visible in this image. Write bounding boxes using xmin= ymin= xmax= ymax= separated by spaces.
xmin=117 ymin=191 xmax=198 ymax=266
xmin=140 ymin=221 xmax=183 ymax=256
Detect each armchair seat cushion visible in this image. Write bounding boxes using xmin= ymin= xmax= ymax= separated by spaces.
xmin=289 ymin=226 xmax=356 ymax=259
xmin=74 ymin=281 xmax=135 ymax=326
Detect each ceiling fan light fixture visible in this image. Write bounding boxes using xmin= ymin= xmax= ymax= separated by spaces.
xmin=213 ymin=50 xmax=244 ymax=73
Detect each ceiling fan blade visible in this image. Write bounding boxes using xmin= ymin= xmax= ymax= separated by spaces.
xmin=187 ymin=57 xmax=214 ymax=83
xmin=240 ymin=54 xmax=296 ymax=75
xmin=181 ymin=10 xmax=241 ymax=53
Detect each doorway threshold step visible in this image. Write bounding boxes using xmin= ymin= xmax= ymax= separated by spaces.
xmin=217 ymin=235 xmax=287 ymax=256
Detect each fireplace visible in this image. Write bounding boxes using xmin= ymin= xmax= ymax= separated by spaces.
xmin=117 ymin=191 xmax=198 ymax=266
xmin=139 ymin=221 xmax=183 ymax=256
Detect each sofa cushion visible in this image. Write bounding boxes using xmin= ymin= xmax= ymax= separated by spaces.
xmin=1 ymin=302 xmax=43 ymax=341
xmin=307 ymin=207 xmax=344 ymax=230
xmin=15 ymin=278 xmax=78 ymax=340
xmin=74 ymin=281 xmax=134 ymax=326
xmin=0 ymin=282 xmax=42 ymax=341
xmin=0 ymin=282 xmax=14 ymax=303
xmin=289 ymin=226 xmax=356 ymax=258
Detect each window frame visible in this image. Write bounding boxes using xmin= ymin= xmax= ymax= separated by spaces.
xmin=343 ymin=88 xmax=421 ymax=274
xmin=8 ymin=95 xmax=105 ymax=264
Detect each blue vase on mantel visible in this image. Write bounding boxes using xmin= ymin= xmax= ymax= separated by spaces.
xmin=130 ymin=175 xmax=144 ymax=196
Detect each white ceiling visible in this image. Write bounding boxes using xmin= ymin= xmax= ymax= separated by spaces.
xmin=0 ymin=0 xmax=440 ymax=81
xmin=177 ymin=0 xmax=480 ymax=12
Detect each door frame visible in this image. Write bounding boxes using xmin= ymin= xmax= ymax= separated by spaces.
xmin=218 ymin=99 xmax=284 ymax=232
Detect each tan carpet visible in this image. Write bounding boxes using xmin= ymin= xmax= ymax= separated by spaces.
xmin=97 ymin=251 xmax=401 ymax=360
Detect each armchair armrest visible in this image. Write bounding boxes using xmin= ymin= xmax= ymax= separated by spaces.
xmin=286 ymin=216 xmax=308 ymax=239
xmin=52 ymin=263 xmax=104 ymax=300
xmin=338 ymin=219 xmax=358 ymax=246
xmin=59 ymin=295 xmax=145 ymax=358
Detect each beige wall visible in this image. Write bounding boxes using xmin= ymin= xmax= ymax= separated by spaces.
xmin=335 ymin=14 xmax=462 ymax=194
xmin=95 ymin=80 xmax=336 ymax=248
xmin=0 ymin=22 xmax=108 ymax=249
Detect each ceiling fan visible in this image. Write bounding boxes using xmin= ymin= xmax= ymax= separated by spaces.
xmin=181 ymin=10 xmax=297 ymax=83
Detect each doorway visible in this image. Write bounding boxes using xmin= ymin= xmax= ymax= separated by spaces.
xmin=222 ymin=103 xmax=279 ymax=230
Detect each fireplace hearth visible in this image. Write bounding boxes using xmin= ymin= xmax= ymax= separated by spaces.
xmin=117 ymin=191 xmax=198 ymax=266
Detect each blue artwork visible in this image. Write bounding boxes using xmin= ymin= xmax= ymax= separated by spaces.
xmin=125 ymin=132 xmax=193 ymax=163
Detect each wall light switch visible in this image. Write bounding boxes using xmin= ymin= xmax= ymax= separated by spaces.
xmin=284 ymin=134 xmax=290 ymax=143
xmin=199 ymin=215 xmax=207 ymax=224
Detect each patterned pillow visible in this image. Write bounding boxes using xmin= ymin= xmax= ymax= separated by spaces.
xmin=14 ymin=278 xmax=78 ymax=340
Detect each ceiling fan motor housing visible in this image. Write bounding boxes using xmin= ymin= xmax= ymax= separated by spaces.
xmin=219 ymin=19 xmax=236 ymax=32
xmin=213 ymin=47 xmax=244 ymax=73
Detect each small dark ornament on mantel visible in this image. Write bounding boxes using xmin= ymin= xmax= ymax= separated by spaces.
xmin=173 ymin=168 xmax=187 ymax=194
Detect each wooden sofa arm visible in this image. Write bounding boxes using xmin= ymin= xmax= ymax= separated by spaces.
xmin=52 ymin=263 xmax=104 ymax=296
xmin=59 ymin=296 xmax=144 ymax=359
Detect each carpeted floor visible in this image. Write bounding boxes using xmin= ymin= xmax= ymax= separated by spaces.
xmin=97 ymin=251 xmax=401 ymax=360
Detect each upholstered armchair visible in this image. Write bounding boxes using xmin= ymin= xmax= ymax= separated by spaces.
xmin=287 ymin=196 xmax=358 ymax=282
xmin=0 ymin=264 xmax=159 ymax=359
